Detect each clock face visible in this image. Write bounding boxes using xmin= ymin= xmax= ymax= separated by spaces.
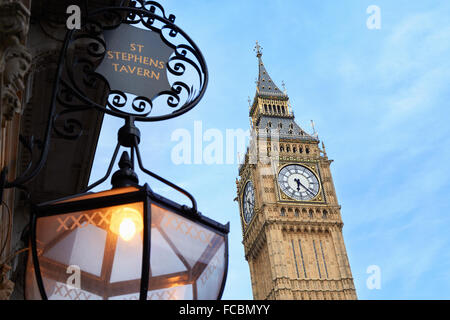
xmin=242 ymin=181 xmax=255 ymax=224
xmin=278 ymin=164 xmax=320 ymax=201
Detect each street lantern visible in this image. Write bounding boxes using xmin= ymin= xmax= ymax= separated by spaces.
xmin=25 ymin=152 xmax=229 ymax=300
xmin=0 ymin=1 xmax=228 ymax=300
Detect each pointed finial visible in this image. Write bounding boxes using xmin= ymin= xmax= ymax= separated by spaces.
xmin=111 ymin=151 xmax=139 ymax=188
xmin=248 ymin=96 xmax=251 ymax=108
xmin=311 ymin=120 xmax=319 ymax=137
xmin=254 ymin=40 xmax=263 ymax=58
xmin=321 ymin=141 xmax=327 ymax=157
xmin=118 ymin=151 xmax=132 ymax=169
xmin=281 ymin=80 xmax=287 ymax=94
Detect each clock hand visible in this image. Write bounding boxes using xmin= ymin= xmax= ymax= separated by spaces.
xmin=296 ymin=180 xmax=316 ymax=197
xmin=294 ymin=178 xmax=301 ymax=191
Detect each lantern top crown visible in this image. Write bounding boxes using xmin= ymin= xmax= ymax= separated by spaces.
xmin=111 ymin=151 xmax=139 ymax=189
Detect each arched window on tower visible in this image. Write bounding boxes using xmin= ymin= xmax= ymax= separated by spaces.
xmin=309 ymin=209 xmax=314 ymax=218
xmin=323 ymin=210 xmax=328 ymax=219
xmin=295 ymin=209 xmax=300 ymax=217
xmin=264 ymin=104 xmax=267 ymax=112
xmin=281 ymin=208 xmax=286 ymax=216
xmin=277 ymin=105 xmax=281 ymax=113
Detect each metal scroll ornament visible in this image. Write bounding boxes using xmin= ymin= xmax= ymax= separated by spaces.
xmin=0 ymin=1 xmax=208 ymax=199
xmin=56 ymin=0 xmax=208 ymax=123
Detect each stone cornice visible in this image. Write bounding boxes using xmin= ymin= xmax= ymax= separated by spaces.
xmin=0 ymin=1 xmax=30 ymax=44
xmin=0 ymin=0 xmax=32 ymax=126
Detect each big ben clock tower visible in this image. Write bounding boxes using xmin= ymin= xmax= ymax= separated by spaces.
xmin=236 ymin=43 xmax=357 ymax=300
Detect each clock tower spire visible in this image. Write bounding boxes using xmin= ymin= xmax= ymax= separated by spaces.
xmin=236 ymin=44 xmax=357 ymax=300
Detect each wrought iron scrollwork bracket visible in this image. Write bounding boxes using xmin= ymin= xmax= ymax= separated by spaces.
xmin=0 ymin=1 xmax=207 ymax=211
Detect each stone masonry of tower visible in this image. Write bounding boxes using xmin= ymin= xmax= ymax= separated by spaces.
xmin=235 ymin=43 xmax=357 ymax=300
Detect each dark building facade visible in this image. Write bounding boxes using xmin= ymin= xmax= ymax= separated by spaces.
xmin=0 ymin=0 xmax=124 ymax=299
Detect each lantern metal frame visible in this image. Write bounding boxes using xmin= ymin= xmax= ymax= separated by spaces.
xmin=29 ymin=183 xmax=229 ymax=300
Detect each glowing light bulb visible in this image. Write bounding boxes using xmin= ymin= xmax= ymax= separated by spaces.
xmin=119 ymin=217 xmax=136 ymax=241
xmin=109 ymin=207 xmax=143 ymax=241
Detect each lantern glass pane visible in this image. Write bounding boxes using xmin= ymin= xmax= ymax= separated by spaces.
xmin=26 ymin=201 xmax=144 ymax=300
xmin=148 ymin=203 xmax=226 ymax=300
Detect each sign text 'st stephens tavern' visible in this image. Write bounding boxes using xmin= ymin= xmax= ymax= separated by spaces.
xmin=96 ymin=24 xmax=174 ymax=99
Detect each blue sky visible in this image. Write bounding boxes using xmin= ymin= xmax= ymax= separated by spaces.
xmin=89 ymin=0 xmax=450 ymax=299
